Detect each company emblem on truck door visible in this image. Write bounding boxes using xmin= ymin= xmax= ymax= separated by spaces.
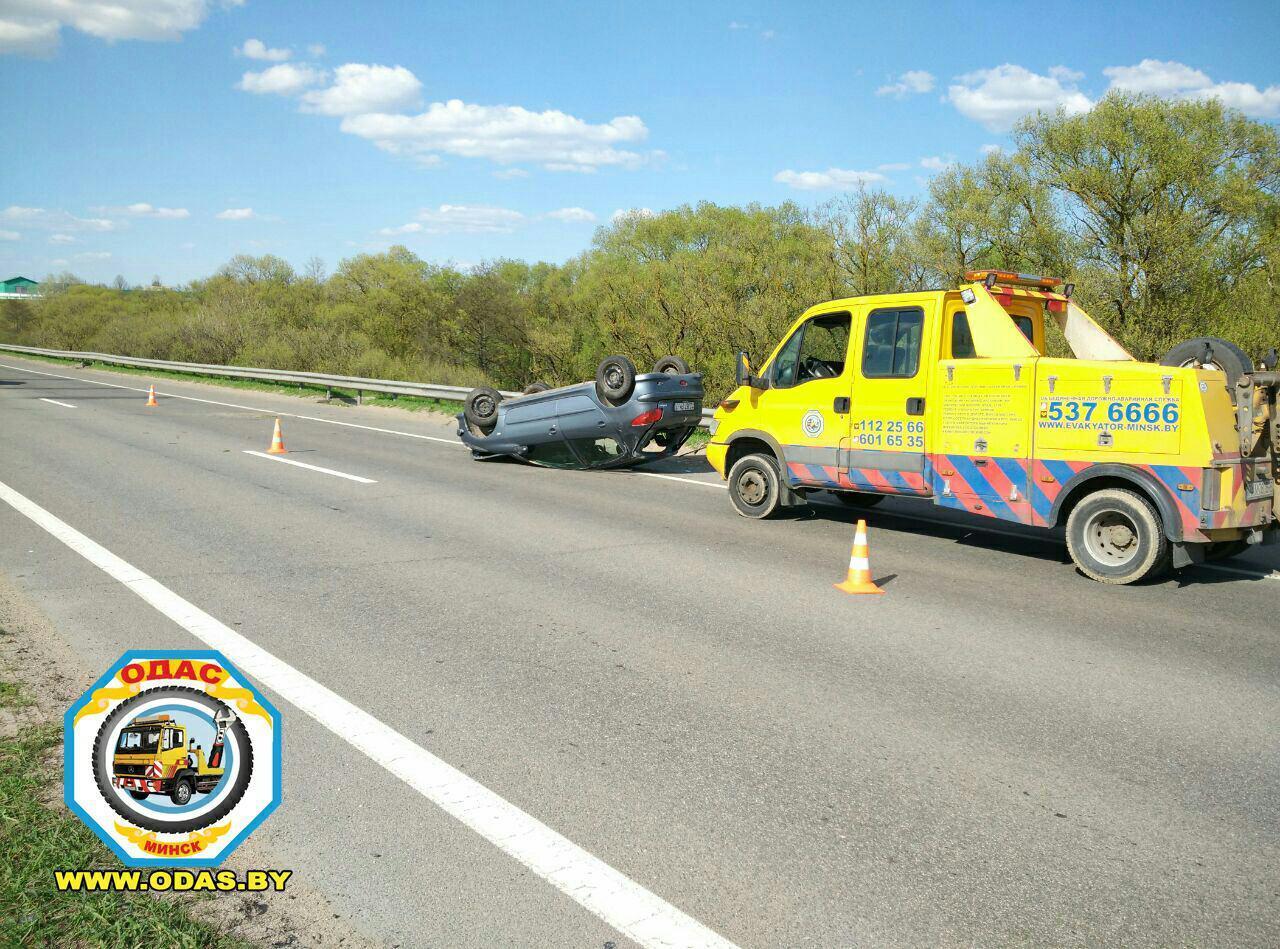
xmin=802 ymin=410 xmax=825 ymax=437
xmin=66 ymin=651 xmax=281 ymax=866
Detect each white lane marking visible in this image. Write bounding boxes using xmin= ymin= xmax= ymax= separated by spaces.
xmin=0 ymin=477 xmax=736 ymax=949
xmin=7 ymin=359 xmax=1276 ymax=584
xmin=0 ymin=361 xmax=462 ymax=446
xmin=243 ymin=450 xmax=378 ymax=484
xmin=635 ymin=471 xmax=726 ymax=489
xmin=38 ymin=398 xmax=76 ymax=408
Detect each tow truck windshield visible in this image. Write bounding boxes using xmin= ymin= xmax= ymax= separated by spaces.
xmin=116 ymin=727 xmax=161 ymax=753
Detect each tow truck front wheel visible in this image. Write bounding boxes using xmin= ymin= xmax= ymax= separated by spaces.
xmin=1066 ymin=488 xmax=1170 ymax=584
xmin=728 ymin=453 xmax=784 ymax=519
xmin=170 ymin=776 xmax=194 ymax=806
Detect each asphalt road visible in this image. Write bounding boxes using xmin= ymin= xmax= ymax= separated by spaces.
xmin=1 ymin=355 xmax=1278 ymax=947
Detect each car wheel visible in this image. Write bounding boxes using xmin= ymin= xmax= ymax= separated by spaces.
xmin=1161 ymin=337 xmax=1254 ymax=389
xmin=464 ymin=387 xmax=502 ymax=435
xmin=833 ymin=491 xmax=885 ymax=507
xmin=170 ymin=776 xmax=194 ymax=806
xmin=595 ymin=356 xmax=636 ymax=404
xmin=653 ymin=355 xmax=690 ymax=375
xmin=1066 ymin=488 xmax=1170 ymax=584
xmin=728 ymin=453 xmax=784 ymax=519
xmin=522 ymin=382 xmax=550 ymax=395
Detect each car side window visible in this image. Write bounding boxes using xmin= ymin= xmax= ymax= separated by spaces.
xmin=863 ymin=307 xmax=924 ymax=378
xmin=771 ymin=312 xmax=852 ymax=388
xmin=526 ymin=442 xmax=581 ymax=468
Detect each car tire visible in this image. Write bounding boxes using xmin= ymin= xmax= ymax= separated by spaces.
xmin=1066 ymin=488 xmax=1170 ymax=584
xmin=522 ymin=382 xmax=550 ymax=395
xmin=653 ymin=355 xmax=690 ymax=375
xmin=728 ymin=453 xmax=785 ymax=519
xmin=833 ymin=491 xmax=885 ymax=507
xmin=1161 ymin=337 xmax=1254 ymax=389
xmin=595 ymin=356 xmax=636 ymax=405
xmin=464 ymin=386 xmax=502 ymax=435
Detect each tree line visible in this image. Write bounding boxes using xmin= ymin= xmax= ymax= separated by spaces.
xmin=5 ymin=94 xmax=1279 ymax=399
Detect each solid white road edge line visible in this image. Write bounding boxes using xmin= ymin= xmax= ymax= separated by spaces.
xmin=6 ymin=358 xmax=1275 ymax=582
xmin=38 ymin=397 xmax=76 ymax=408
xmin=0 ymin=361 xmax=462 ymax=446
xmin=0 ymin=477 xmax=737 ymax=949
xmin=243 ymin=450 xmax=378 ymax=484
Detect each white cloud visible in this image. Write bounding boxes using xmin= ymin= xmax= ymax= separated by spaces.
xmin=238 ymin=62 xmax=326 ymax=96
xmin=876 ymin=69 xmax=935 ymax=98
xmin=773 ymin=167 xmax=888 ymax=190
xmin=980 ymin=143 xmax=1002 ymax=156
xmin=0 ymin=0 xmax=210 ymax=55
xmin=0 ymin=229 xmax=18 ymax=240
xmin=94 ymin=202 xmax=189 ymax=218
xmin=492 ymin=167 xmax=530 ymax=179
xmin=611 ymin=207 xmax=654 ymax=223
xmin=1104 ymin=59 xmax=1280 ymax=119
xmin=1 ymin=206 xmax=114 ymax=231
xmin=382 ymin=205 xmax=524 ymax=235
xmin=947 ymin=64 xmax=1092 ymax=132
xmin=75 ymin=250 xmax=111 ymax=260
xmin=0 ymin=15 xmax=58 ymax=55
xmin=307 ymin=42 xmax=325 ymax=57
xmin=216 ymin=207 xmax=255 ymax=220
xmin=301 ymin=63 xmax=422 ymax=116
xmin=341 ymin=99 xmax=651 ymax=172
xmin=728 ymin=20 xmax=749 ymax=30
xmin=876 ymin=162 xmax=910 ymax=172
xmin=545 ymin=207 xmax=596 ymax=223
xmin=919 ymin=155 xmax=955 ymax=171
xmin=49 ymin=233 xmax=75 ymax=243
xmin=238 ymin=38 xmax=290 ymax=61
xmin=50 ymin=258 xmax=68 ymax=266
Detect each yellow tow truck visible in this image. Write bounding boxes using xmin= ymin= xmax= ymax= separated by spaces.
xmin=708 ymin=271 xmax=1278 ymax=584
xmin=112 ymin=713 xmax=227 ymax=805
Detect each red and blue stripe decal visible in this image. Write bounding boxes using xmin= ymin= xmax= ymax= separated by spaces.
xmin=786 ymin=461 xmax=928 ymax=496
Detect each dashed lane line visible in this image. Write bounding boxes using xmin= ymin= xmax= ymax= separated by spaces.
xmin=38 ymin=397 xmax=77 ymax=408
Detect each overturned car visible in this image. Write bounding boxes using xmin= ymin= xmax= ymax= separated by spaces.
xmin=457 ymin=356 xmax=705 ymax=469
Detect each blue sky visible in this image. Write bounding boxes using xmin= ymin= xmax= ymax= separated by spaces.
xmin=2 ymin=0 xmax=1279 ymax=284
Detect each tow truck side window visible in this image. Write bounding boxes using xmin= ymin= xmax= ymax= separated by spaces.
xmin=771 ymin=312 xmax=852 ymax=388
xmin=950 ymin=310 xmax=1035 ymax=358
xmin=863 ymin=307 xmax=924 ymax=377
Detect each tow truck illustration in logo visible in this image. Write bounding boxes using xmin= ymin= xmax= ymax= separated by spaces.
xmin=66 ymin=651 xmax=281 ymax=866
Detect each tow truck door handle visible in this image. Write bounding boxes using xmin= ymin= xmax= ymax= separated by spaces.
xmin=906 ymin=397 xmax=925 ymax=416
xmin=833 ymin=397 xmax=850 ymax=413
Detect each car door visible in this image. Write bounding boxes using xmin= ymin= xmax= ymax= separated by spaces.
xmin=844 ymin=299 xmax=936 ymax=495
xmin=754 ymin=308 xmax=854 ymax=486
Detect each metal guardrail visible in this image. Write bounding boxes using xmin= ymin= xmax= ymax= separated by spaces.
xmin=0 ymin=343 xmax=717 ymax=427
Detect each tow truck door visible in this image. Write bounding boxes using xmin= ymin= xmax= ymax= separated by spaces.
xmin=752 ymin=308 xmax=854 ymax=485
xmin=843 ymin=298 xmax=937 ymax=495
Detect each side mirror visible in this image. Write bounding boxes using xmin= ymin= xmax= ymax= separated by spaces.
xmin=735 ymin=351 xmax=750 ymax=387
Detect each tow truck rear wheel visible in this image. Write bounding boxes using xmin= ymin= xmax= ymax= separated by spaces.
xmin=1066 ymin=488 xmax=1170 ymax=584
xmin=728 ymin=453 xmax=784 ymax=519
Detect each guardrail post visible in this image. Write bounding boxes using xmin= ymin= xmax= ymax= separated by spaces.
xmin=356 ymin=389 xmax=362 ymax=405
xmin=325 ymin=386 xmax=332 ymax=402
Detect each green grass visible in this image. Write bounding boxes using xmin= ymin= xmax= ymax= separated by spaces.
xmin=1 ymin=350 xmax=466 ymax=416
xmin=0 ymin=684 xmax=251 ymax=947
xmin=0 ymin=680 xmax=26 ymax=709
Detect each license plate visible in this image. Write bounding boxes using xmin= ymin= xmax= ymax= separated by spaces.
xmin=1245 ymin=479 xmax=1274 ymax=502
xmin=674 ymin=400 xmax=696 ymax=412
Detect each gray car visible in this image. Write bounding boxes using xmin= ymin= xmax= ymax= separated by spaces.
xmin=457 ymin=355 xmax=704 ymax=469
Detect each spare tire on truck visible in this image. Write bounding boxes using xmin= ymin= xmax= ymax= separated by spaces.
xmin=1161 ymin=337 xmax=1254 ymax=389
xmin=595 ymin=356 xmax=636 ymax=405
xmin=464 ymin=386 xmax=502 ymax=435
xmin=652 ymin=355 xmax=690 ymax=375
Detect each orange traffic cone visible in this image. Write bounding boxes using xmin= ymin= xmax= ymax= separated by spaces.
xmin=145 ymin=385 xmax=158 ymax=407
xmin=834 ymin=519 xmax=885 ymax=595
xmin=266 ymin=418 xmax=287 ymax=454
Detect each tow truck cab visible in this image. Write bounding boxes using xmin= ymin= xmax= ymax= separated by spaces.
xmin=112 ymin=713 xmax=224 ymax=804
xmin=708 ymin=271 xmax=1278 ymax=584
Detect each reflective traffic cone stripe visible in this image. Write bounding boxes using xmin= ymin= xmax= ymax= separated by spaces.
xmin=145 ymin=385 xmax=158 ymax=407
xmin=267 ymin=418 xmax=287 ymax=454
xmin=834 ymin=518 xmax=885 ymax=595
